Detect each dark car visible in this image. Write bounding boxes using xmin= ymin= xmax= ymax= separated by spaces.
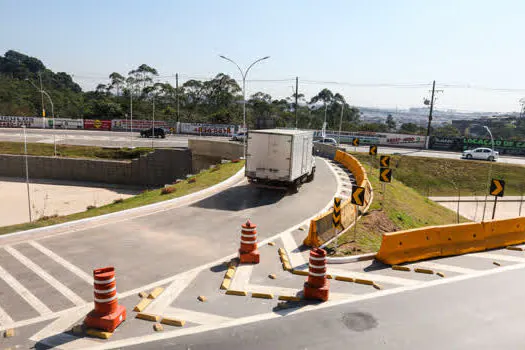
xmin=140 ymin=127 xmax=165 ymax=138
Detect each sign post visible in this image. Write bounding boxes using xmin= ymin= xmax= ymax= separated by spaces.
xmin=379 ymin=165 xmax=392 ymax=205
xmin=352 ymin=138 xmax=360 ymax=152
xmin=351 ymin=186 xmax=365 ymax=242
xmin=489 ymin=179 xmax=505 ymax=220
xmin=332 ymin=197 xmax=342 ymax=250
xmin=369 ymin=145 xmax=378 ymax=178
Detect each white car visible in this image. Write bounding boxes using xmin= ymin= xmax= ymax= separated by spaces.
xmin=462 ymin=147 xmax=499 ymax=161
xmin=231 ymin=132 xmax=247 ymax=142
xmin=314 ymin=137 xmax=338 ymax=146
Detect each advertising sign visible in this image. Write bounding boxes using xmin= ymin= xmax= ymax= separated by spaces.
xmin=84 ymin=119 xmax=112 ymax=130
xmin=48 ymin=118 xmax=84 ymax=129
xmin=179 ymin=123 xmax=236 ymax=136
xmin=111 ymin=119 xmax=169 ymax=132
xmin=0 ymin=116 xmax=39 ymax=128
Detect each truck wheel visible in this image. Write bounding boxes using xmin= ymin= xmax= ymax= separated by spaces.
xmin=306 ymin=167 xmax=316 ymax=182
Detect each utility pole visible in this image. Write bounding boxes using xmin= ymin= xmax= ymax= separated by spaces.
xmin=295 ymin=76 xmax=299 ymax=129
xmin=39 ymin=72 xmax=45 ymax=121
xmin=176 ymin=73 xmax=180 ymax=123
xmin=425 ymin=80 xmax=436 ymax=149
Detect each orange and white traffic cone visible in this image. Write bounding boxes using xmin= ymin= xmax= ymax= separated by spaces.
xmin=84 ymin=267 xmax=126 ymax=332
xmin=239 ymin=220 xmax=260 ymax=264
xmin=303 ymin=248 xmax=330 ymax=301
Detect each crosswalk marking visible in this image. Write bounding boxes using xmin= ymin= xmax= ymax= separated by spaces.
xmin=281 ymin=231 xmax=306 ymax=268
xmin=0 ymin=304 xmax=14 ymax=326
xmin=4 ymin=246 xmax=85 ymax=306
xmin=229 ymin=264 xmax=254 ymax=291
xmin=28 ymin=241 xmax=92 ymax=284
xmin=147 ymin=269 xmax=200 ymax=315
xmin=471 ymin=252 xmax=525 ymax=263
xmin=407 ymin=261 xmax=478 ymax=274
xmin=0 ymin=264 xmax=52 ymax=315
xmin=30 ymin=304 xmax=92 ymax=342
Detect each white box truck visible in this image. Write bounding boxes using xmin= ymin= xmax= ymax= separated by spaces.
xmin=245 ymin=129 xmax=316 ymax=191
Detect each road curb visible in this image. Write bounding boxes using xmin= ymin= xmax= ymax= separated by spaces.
xmin=326 ymin=252 xmax=376 ymax=264
xmin=0 ymin=166 xmax=246 ymax=243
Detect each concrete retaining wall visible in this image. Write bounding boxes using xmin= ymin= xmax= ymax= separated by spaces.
xmin=188 ymin=139 xmax=243 ymax=173
xmin=0 ymin=148 xmax=192 ymax=187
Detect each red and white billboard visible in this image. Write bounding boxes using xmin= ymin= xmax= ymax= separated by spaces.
xmin=84 ymin=119 xmax=112 ymax=130
xmin=180 ymin=123 xmax=236 ymax=136
xmin=111 ymin=119 xmax=169 ymax=131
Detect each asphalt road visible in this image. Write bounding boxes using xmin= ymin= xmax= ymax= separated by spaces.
xmin=127 ymin=263 xmax=525 ymax=350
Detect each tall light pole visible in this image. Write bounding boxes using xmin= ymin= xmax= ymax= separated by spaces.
xmin=27 ymin=79 xmax=57 ymax=156
xmin=338 ymin=101 xmax=344 ymax=145
xmin=129 ymin=85 xmax=134 ymax=148
xmin=481 ymin=125 xmax=495 ymax=221
xmin=219 ymin=55 xmax=270 ymax=159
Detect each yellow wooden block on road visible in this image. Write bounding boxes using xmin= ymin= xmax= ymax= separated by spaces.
xmin=86 ymin=328 xmax=113 ymax=339
xmin=134 ymin=298 xmax=152 ymax=312
xmin=148 ymin=287 xmax=164 ymax=299
xmin=161 ymin=317 xmax=186 ymax=327
xmin=136 ymin=313 xmax=160 ymax=322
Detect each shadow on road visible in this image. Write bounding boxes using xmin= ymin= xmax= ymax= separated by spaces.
xmin=191 ymin=184 xmax=287 ymax=211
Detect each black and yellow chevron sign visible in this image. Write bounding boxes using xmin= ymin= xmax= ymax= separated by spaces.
xmin=332 ymin=197 xmax=342 ymax=228
xmin=490 ymin=179 xmax=505 ymax=197
xmin=379 ymin=167 xmax=392 ymax=183
xmin=351 ymin=186 xmax=365 ymax=206
xmin=369 ymin=145 xmax=378 ymax=156
xmin=352 ymin=138 xmax=360 ymax=147
xmin=380 ymin=155 xmax=390 ymax=168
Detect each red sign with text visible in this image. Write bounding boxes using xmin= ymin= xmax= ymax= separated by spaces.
xmin=84 ymin=119 xmax=112 ymax=130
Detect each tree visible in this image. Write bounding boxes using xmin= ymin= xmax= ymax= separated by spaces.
xmin=128 ymin=64 xmax=158 ymax=94
xmin=434 ymin=124 xmax=460 ymax=137
xmin=109 ymin=72 xmax=125 ymax=96
xmin=386 ymin=114 xmax=396 ymax=131
xmin=400 ymin=122 xmax=426 ymax=135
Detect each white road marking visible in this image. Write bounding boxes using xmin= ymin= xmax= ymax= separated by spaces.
xmin=245 ymin=284 xmax=353 ymax=300
xmin=4 ymin=246 xmax=85 ymax=306
xmin=0 ymin=304 xmax=14 ymax=326
xmin=164 ymin=307 xmax=233 ymax=325
xmin=28 ymin=241 xmax=92 ymax=284
xmin=30 ymin=304 xmax=92 ymax=342
xmin=229 ymin=264 xmax=254 ymax=291
xmin=407 ymin=261 xmax=478 ymax=274
xmin=41 ymin=334 xmax=100 ymax=349
xmin=147 ymin=269 xmax=200 ymax=315
xmin=281 ymin=231 xmax=307 ymax=268
xmin=471 ymin=252 xmax=525 ymax=263
xmin=328 ymin=268 xmax=420 ymax=286
xmin=87 ymin=262 xmax=525 ymax=350
xmin=0 ymin=264 xmax=52 ymax=315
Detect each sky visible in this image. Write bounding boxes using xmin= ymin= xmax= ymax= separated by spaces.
xmin=1 ymin=0 xmax=525 ymax=113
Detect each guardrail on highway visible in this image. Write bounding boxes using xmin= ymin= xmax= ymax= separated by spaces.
xmin=376 ymin=216 xmax=525 ymax=265
xmin=303 ymin=149 xmax=373 ymax=247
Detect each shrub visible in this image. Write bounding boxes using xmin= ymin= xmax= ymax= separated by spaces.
xmin=188 ymin=178 xmax=197 ymax=184
xmin=161 ymin=187 xmax=176 ymax=195
xmin=86 ymin=205 xmax=96 ymax=210
xmin=113 ymin=198 xmax=124 ymax=204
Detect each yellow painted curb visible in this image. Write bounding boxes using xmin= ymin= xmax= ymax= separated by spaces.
xmin=291 ymin=270 xmax=309 ymax=276
xmin=220 ymin=278 xmax=232 ymax=290
xmin=225 ymin=267 xmax=235 ymax=279
xmin=335 ymin=276 xmax=354 ymax=283
xmin=226 ymin=290 xmax=247 ymax=296
xmin=86 ymin=328 xmax=113 ymax=339
xmin=355 ymin=278 xmax=374 ymax=285
xmin=251 ymin=292 xmax=274 ymax=299
xmin=414 ymin=268 xmax=434 ymax=275
xmin=133 ymin=298 xmax=152 ymax=312
xmin=136 ymin=313 xmax=160 ymax=322
xmin=437 ymin=272 xmax=445 ymax=278
xmin=506 ymin=246 xmax=524 ymax=251
xmin=148 ymin=287 xmax=164 ymax=299
xmin=138 ymin=291 xmax=148 ymax=298
xmin=161 ymin=317 xmax=185 ymax=327
xmin=373 ymin=283 xmax=382 ymax=290
xmin=392 ymin=265 xmax=411 ymax=272
xmin=278 ymin=295 xmax=302 ymax=301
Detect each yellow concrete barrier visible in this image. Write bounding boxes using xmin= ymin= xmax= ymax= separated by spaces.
xmin=484 ymin=217 xmax=525 ymax=250
xmin=439 ymin=222 xmax=485 ymax=256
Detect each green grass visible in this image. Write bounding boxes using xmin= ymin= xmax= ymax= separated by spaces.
xmin=0 ymin=161 xmax=244 ymax=236
xmin=352 ymin=152 xmax=525 ymax=196
xmin=329 ymin=163 xmax=468 ymax=256
xmin=0 ymin=141 xmax=153 ymax=159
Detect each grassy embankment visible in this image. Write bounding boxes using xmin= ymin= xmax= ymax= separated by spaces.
xmin=329 ymin=153 xmax=525 ymax=256
xmin=0 ymin=141 xmax=153 ymax=159
xmin=0 ymin=161 xmax=244 ymax=236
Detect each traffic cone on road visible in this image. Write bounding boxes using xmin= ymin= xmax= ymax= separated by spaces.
xmin=239 ymin=220 xmax=260 ymax=264
xmin=303 ymin=248 xmax=330 ymax=301
xmin=84 ymin=267 xmax=126 ymax=332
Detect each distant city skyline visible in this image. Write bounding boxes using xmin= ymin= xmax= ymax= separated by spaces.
xmin=1 ymin=0 xmax=525 ymax=113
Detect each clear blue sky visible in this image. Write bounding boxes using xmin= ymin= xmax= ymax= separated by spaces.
xmin=1 ymin=0 xmax=524 ymax=112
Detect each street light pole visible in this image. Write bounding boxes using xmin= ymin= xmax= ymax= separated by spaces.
xmin=22 ymin=126 xmax=32 ymax=222
xmin=482 ymin=125 xmax=495 ymax=221
xmin=219 ymin=55 xmax=270 ymax=159
xmin=26 ymin=79 xmax=57 ymax=156
xmin=338 ymin=101 xmax=344 ymax=145
xmin=130 ymin=85 xmax=134 ymax=148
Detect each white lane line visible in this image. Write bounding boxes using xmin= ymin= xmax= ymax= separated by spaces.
xmin=4 ymin=246 xmax=85 ymax=306
xmin=281 ymin=231 xmax=307 ymax=268
xmin=87 ymin=262 xmax=525 ymax=350
xmin=147 ymin=269 xmax=200 ymax=315
xmin=0 ymin=264 xmax=52 ymax=315
xmin=328 ymin=268 xmax=420 ymax=286
xmin=28 ymin=241 xmax=92 ymax=284
xmin=0 ymin=304 xmax=14 ymax=326
xmin=229 ymin=264 xmax=254 ymax=291
xmin=41 ymin=334 xmax=99 ymax=350
xmin=407 ymin=261 xmax=478 ymax=274
xmin=30 ymin=304 xmax=92 ymax=342
xmin=471 ymin=252 xmax=525 ymax=263
xmin=164 ymin=307 xmax=233 ymax=325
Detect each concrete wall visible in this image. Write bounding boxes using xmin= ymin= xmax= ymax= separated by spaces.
xmin=0 ymin=148 xmax=192 ymax=187
xmin=188 ymin=139 xmax=243 ymax=173
xmin=313 ymin=143 xmax=344 ymax=160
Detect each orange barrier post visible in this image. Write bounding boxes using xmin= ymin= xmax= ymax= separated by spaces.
xmin=303 ymin=248 xmax=330 ymax=301
xmin=84 ymin=267 xmax=126 ymax=332
xmin=239 ymin=220 xmax=260 ymax=264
